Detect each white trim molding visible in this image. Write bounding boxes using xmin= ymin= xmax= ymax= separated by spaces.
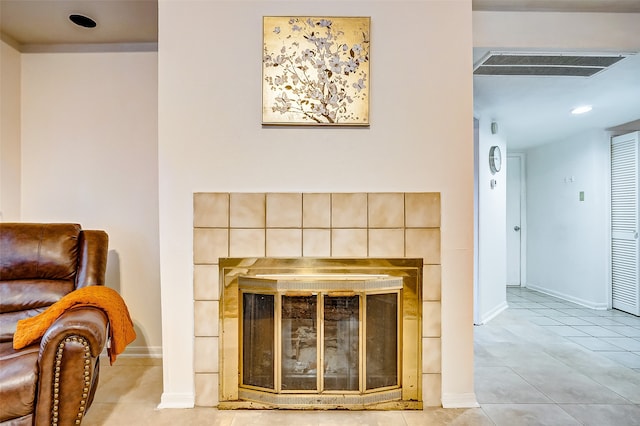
xmin=526 ymin=283 xmax=608 ymax=310
xmin=157 ymin=393 xmax=195 ymax=409
xmin=20 ymin=42 xmax=158 ymax=53
xmin=122 ymin=345 xmax=163 ymax=358
xmin=476 ymin=300 xmax=509 ymax=325
xmin=441 ymin=393 xmax=481 ymax=408
xmin=100 ymin=345 xmax=163 ymax=359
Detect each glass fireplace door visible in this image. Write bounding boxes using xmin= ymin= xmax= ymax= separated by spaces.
xmin=323 ymin=295 xmax=360 ymax=391
xmin=242 ymin=293 xmax=275 ymax=389
xmin=281 ymin=295 xmax=318 ymax=391
xmin=239 ymin=274 xmax=403 ymax=403
xmin=366 ymin=293 xmax=398 ymax=390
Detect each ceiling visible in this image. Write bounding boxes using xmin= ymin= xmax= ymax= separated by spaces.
xmin=0 ymin=0 xmax=157 ymax=46
xmin=1 ymin=0 xmax=639 ymax=150
xmin=473 ymin=49 xmax=640 ymax=149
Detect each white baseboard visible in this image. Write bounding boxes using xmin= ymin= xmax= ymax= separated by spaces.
xmin=525 ymin=283 xmax=608 ymax=310
xmin=441 ymin=393 xmax=480 ymax=408
xmin=100 ymin=345 xmax=163 ymax=359
xmin=122 ymin=345 xmax=163 ymax=358
xmin=475 ymin=301 xmax=508 ymax=325
xmin=157 ymin=392 xmax=195 ymax=409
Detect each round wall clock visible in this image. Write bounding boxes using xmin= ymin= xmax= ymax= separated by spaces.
xmin=489 ymin=145 xmax=502 ymax=174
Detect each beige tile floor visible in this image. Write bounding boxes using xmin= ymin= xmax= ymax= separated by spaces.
xmin=83 ymin=288 xmax=640 ymax=425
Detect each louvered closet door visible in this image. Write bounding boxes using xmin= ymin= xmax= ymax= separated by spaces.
xmin=611 ymin=131 xmax=640 ymax=315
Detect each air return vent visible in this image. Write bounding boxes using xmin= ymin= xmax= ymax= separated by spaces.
xmin=474 ymin=52 xmax=627 ymax=77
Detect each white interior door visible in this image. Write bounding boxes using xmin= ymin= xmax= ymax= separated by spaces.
xmin=506 ymin=155 xmax=522 ymax=286
xmin=611 ymin=131 xmax=640 ymax=316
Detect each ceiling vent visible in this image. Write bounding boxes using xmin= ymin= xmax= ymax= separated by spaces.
xmin=473 ymin=52 xmax=627 ymax=77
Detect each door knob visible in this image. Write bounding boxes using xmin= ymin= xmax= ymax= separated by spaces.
xmin=514 ymin=226 xmax=521 ymax=231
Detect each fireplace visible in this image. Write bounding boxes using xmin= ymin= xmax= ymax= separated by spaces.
xmin=218 ymin=258 xmax=422 ymax=409
xmin=193 ymin=192 xmax=442 ymax=407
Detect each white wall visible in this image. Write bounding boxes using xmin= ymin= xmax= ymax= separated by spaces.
xmin=474 ymin=11 xmax=640 ymax=52
xmin=0 ymin=40 xmax=21 ymax=221
xmin=20 ymin=52 xmax=161 ymax=353
xmin=525 ymin=130 xmax=610 ymax=308
xmin=475 ymin=117 xmax=507 ymax=324
xmin=159 ymin=0 xmax=475 ymax=407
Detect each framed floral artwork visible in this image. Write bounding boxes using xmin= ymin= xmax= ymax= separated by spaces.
xmin=262 ymin=16 xmax=370 ymax=126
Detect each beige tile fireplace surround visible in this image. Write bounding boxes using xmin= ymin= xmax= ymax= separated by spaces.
xmin=193 ymin=192 xmax=442 ymax=407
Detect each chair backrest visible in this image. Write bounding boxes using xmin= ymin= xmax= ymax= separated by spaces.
xmin=0 ymin=223 xmax=108 ymax=342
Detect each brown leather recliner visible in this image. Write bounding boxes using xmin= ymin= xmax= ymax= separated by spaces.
xmin=0 ymin=223 xmax=109 ymax=426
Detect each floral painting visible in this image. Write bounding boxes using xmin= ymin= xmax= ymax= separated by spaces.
xmin=263 ymin=16 xmax=370 ymax=126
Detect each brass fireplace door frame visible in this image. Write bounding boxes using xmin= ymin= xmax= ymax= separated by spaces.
xmin=218 ymin=258 xmax=423 ymax=410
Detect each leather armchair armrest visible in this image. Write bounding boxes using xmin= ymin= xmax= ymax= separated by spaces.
xmin=35 ymin=307 xmax=109 ymax=425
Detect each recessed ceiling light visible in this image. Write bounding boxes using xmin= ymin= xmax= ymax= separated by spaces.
xmin=69 ymin=14 xmax=97 ymax=28
xmin=571 ymin=105 xmax=592 ymax=115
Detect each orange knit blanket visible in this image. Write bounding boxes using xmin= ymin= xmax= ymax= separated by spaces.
xmin=13 ymin=286 xmax=136 ymax=365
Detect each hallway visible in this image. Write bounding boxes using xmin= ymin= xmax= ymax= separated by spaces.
xmin=475 ymin=287 xmax=640 ymax=424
